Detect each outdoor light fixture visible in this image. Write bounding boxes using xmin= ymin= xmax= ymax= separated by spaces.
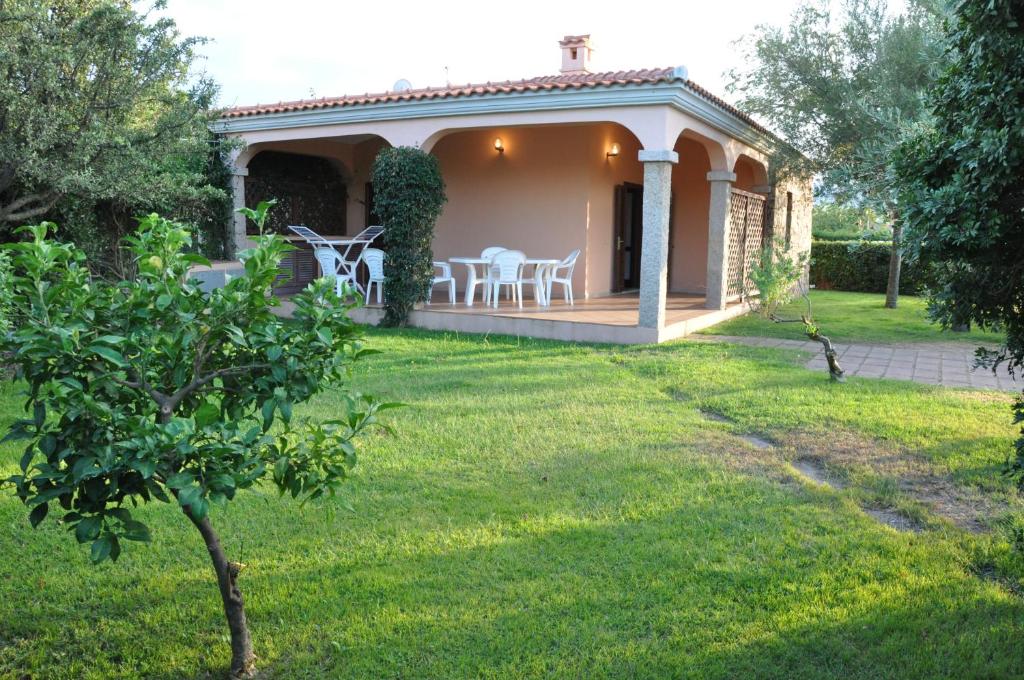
xmin=494 ymin=138 xmax=504 ymax=154
xmin=607 ymin=142 xmax=621 ymax=158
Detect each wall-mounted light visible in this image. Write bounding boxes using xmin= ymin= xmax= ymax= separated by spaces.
xmin=494 ymin=138 xmax=504 ymax=154
xmin=607 ymin=142 xmax=621 ymax=158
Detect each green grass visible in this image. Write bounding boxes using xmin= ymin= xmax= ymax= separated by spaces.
xmin=1 ymin=329 xmax=1023 ymax=679
xmin=702 ymin=290 xmax=1005 ymax=345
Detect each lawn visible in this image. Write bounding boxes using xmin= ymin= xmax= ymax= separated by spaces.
xmin=702 ymin=290 xmax=1005 ymax=345
xmin=1 ymin=329 xmax=1023 ymax=678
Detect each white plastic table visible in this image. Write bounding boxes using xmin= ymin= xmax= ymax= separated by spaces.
xmin=449 ymin=257 xmax=560 ymax=306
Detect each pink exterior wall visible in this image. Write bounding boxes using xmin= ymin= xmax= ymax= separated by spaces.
xmin=585 ymin=126 xmax=643 ymax=297
xmin=431 ymin=123 xmax=643 ymax=298
xmin=669 ymin=137 xmax=713 ymax=294
xmin=431 ymin=123 xmax=722 ymax=299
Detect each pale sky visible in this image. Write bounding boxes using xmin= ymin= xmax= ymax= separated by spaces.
xmin=159 ymin=0 xmax=814 ymax=109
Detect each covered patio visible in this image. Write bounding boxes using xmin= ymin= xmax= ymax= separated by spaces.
xmin=215 ymin=35 xmax=812 ymax=345
xmin=276 ymin=291 xmax=750 ymax=344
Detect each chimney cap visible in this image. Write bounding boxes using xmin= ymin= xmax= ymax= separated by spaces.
xmin=559 ymin=34 xmax=591 ymax=47
xmin=559 ymin=34 xmax=594 ymax=75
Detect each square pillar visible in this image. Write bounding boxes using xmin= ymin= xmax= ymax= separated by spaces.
xmin=705 ymin=170 xmax=736 ymax=310
xmin=637 ymin=149 xmax=678 ymax=330
xmin=229 ymin=167 xmax=248 ymax=258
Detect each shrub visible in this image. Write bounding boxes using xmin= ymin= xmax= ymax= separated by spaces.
xmin=0 ymin=250 xmax=12 ymax=334
xmin=810 ymin=240 xmax=929 ymax=294
xmin=370 ymin=147 xmax=446 ymax=326
xmin=749 ymin=238 xmax=807 ymax=318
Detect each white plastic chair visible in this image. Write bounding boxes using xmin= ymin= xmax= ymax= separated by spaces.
xmin=360 ymin=247 xmax=385 ymax=304
xmin=429 ymin=261 xmax=456 ymax=304
xmin=478 ymin=246 xmax=508 ymax=304
xmin=313 ymin=247 xmax=357 ymax=297
xmin=546 ymin=249 xmax=580 ymax=306
xmin=488 ymin=250 xmax=527 ymax=308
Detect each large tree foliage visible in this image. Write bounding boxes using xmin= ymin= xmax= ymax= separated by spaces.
xmin=0 ymin=0 xmax=228 ymax=259
xmin=893 ymin=0 xmax=1024 ymax=480
xmin=728 ymin=0 xmax=946 ymax=307
xmin=1 ymin=202 xmax=391 ymax=677
xmin=370 ymin=146 xmax=447 ymax=326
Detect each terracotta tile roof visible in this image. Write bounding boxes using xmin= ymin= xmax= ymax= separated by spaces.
xmin=222 ymin=67 xmax=771 ymax=136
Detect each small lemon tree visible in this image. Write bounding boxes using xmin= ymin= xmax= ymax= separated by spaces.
xmin=1 ymin=202 xmax=392 ymax=677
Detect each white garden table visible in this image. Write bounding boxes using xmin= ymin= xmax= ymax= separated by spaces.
xmin=449 ymin=256 xmax=560 ymax=306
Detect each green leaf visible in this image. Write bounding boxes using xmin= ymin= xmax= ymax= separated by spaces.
xmin=261 ymin=399 xmax=276 ymax=431
xmin=177 ymin=485 xmax=204 ymax=514
xmin=95 ymin=335 xmax=127 ymax=345
xmin=130 ymin=458 xmax=156 ymax=478
xmin=194 ymin=402 xmax=219 ymax=429
xmin=29 ymin=502 xmax=48 ymax=528
xmin=90 ymin=534 xmax=113 ymax=563
xmin=122 ymin=519 xmax=151 ymax=543
xmin=75 ymin=516 xmax=102 ymax=543
xmin=19 ymin=446 xmax=34 ymax=473
xmin=165 ymin=472 xmax=195 ymax=489
xmin=155 ymin=294 xmax=173 ymax=310
xmin=279 ymin=399 xmax=293 ymax=424
xmin=89 ymin=345 xmax=128 ymax=367
xmin=107 ymin=507 xmax=132 ymax=523
xmin=211 ymin=473 xmax=236 ymax=490
xmin=267 ymin=345 xmax=283 ymax=361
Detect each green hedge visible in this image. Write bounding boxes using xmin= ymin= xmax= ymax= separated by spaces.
xmin=810 ymin=240 xmax=929 ymax=294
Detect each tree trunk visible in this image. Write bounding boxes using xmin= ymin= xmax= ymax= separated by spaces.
xmin=885 ymin=214 xmax=903 ymax=309
xmin=187 ymin=511 xmax=255 ymax=678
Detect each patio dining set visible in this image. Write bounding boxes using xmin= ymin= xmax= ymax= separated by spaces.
xmin=288 ymin=224 xmax=579 ymax=309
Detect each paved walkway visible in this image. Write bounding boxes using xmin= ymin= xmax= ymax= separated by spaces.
xmin=703 ymin=335 xmax=1019 ymax=391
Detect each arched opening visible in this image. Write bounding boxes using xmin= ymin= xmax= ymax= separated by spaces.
xmin=732 ymin=155 xmax=769 ymax=192
xmin=668 ymin=135 xmax=714 ymax=294
xmin=246 ymin=151 xmax=349 ymax=236
xmin=234 ymin=135 xmax=391 ymax=293
xmin=429 ymin=121 xmax=643 ymax=300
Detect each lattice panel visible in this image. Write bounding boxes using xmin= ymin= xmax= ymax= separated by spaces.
xmin=726 ymin=193 xmax=748 ymax=298
xmin=725 ymin=190 xmax=768 ymax=299
xmin=742 ymin=195 xmax=766 ymax=293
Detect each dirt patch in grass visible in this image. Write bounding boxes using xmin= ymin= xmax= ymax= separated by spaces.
xmin=739 ymin=433 xmax=775 ymax=450
xmin=971 ymin=562 xmax=1024 ymax=598
xmin=863 ymin=506 xmax=924 ymax=533
xmin=791 ymin=457 xmax=845 ymax=489
xmin=699 ymin=409 xmax=734 ymax=424
xmin=779 ymin=429 xmax=1005 ymax=533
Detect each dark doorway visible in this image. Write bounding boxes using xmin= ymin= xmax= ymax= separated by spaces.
xmin=613 ymin=183 xmax=644 ymax=291
xmin=364 ymin=182 xmax=382 ymax=228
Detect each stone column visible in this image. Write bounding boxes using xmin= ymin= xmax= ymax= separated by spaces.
xmin=705 ymin=170 xmax=737 ymax=310
xmin=637 ymin=149 xmax=678 ymax=329
xmin=228 ymin=167 xmax=248 ymax=259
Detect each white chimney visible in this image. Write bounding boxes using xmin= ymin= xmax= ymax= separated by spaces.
xmin=559 ymin=34 xmax=593 ymax=75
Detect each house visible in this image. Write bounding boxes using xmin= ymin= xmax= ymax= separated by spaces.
xmin=212 ymin=35 xmax=812 ymax=344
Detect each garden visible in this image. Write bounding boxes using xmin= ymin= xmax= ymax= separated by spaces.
xmin=1 ymin=0 xmax=1023 ymax=678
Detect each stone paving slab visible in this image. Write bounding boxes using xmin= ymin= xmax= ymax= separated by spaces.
xmin=702 ymin=335 xmax=1019 ymax=392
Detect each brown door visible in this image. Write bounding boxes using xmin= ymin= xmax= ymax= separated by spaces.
xmin=613 ymin=183 xmax=644 ymax=291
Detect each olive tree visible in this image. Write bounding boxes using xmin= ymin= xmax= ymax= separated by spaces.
xmin=1 ymin=202 xmax=391 ymax=677
xmin=728 ymin=0 xmax=946 ymax=307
